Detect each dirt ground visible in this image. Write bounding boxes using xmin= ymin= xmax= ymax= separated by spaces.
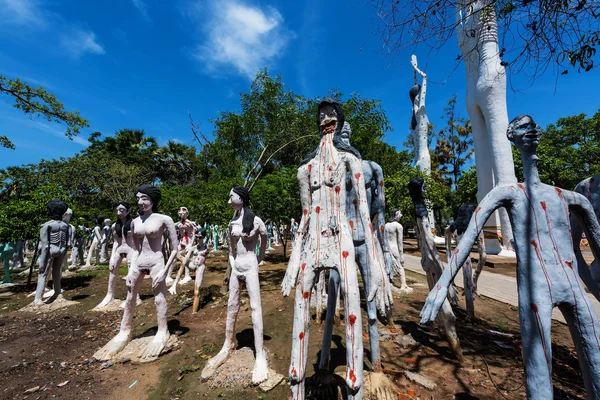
xmin=0 ymin=245 xmax=589 ymax=399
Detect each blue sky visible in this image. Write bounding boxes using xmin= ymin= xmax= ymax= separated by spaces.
xmin=1 ymin=0 xmax=599 ymax=169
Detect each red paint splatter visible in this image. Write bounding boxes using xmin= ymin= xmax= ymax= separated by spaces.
xmin=380 ymin=225 xmax=385 ymax=232
xmin=540 ymin=201 xmax=547 ymax=211
xmin=329 ymin=165 xmax=333 ymax=171
xmin=299 ymin=332 xmax=304 ymax=340
xmin=335 ymin=186 xmax=340 ymax=193
xmin=315 ymin=206 xmax=321 ymax=214
xmin=342 ymin=250 xmax=349 ymax=259
xmin=379 ymin=181 xmax=384 ymax=187
xmin=303 ymin=291 xmax=309 ymax=299
xmin=555 ymin=187 xmax=563 ymax=195
xmin=565 ymin=260 xmax=574 ymax=270
xmin=307 ymin=164 xmax=312 ymax=173
xmin=518 ymin=183 xmax=525 ymax=190
xmin=303 ymin=209 xmax=308 ymax=216
xmin=301 ymin=263 xmax=306 ymax=271
xmin=369 ymin=223 xmax=373 ymax=230
xmin=348 ymin=314 xmax=357 ymax=326
xmin=349 ymin=370 xmax=357 ymax=384
xmin=349 ymin=220 xmax=354 ymax=230
xmin=354 ymin=172 xmax=361 ymax=180
xmin=352 ymin=199 xmax=358 ymax=206
xmin=291 ymin=367 xmax=297 ymax=377
xmin=530 ymin=303 xmax=538 ymax=312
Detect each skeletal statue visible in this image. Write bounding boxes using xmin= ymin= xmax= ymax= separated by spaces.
xmin=85 ymin=216 xmax=104 ymax=267
xmin=166 ymin=206 xmax=197 ymax=286
xmin=421 ymin=115 xmax=600 ymax=399
xmin=12 ymin=240 xmax=26 ymax=270
xmin=409 ymin=177 xmax=463 ymax=361
xmin=71 ymin=219 xmax=87 ymax=268
xmin=445 ymin=203 xmax=486 ymax=319
xmin=34 ymin=199 xmax=71 ymax=305
xmin=201 ymin=186 xmax=269 ymax=384
xmin=572 ymin=175 xmax=600 ymax=301
xmin=94 ymin=185 xmax=178 ymax=361
xmin=318 ymin=121 xmax=394 ymax=377
xmin=281 ymin=98 xmax=392 ymax=400
xmin=0 ymin=242 xmax=15 ymax=284
xmin=94 ymin=201 xmax=137 ymax=309
xmin=385 ymin=208 xmax=412 ymax=293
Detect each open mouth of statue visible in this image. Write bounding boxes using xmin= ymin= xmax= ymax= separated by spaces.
xmin=524 ymin=132 xmax=540 ymax=142
xmin=320 ymin=118 xmax=337 ymax=134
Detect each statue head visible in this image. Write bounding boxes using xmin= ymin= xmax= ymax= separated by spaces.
xmin=95 ymin=215 xmax=105 ymax=226
xmin=114 ymin=201 xmax=132 ymax=238
xmin=48 ymin=199 xmax=68 ymax=221
xmin=136 ymin=184 xmax=161 ymax=214
xmin=507 ymin=115 xmax=541 ymax=156
xmin=103 ymin=218 xmax=111 ymax=227
xmin=229 ymin=186 xmax=255 ymax=235
xmin=114 ymin=201 xmax=131 ymax=219
xmin=390 ymin=208 xmax=402 ymax=222
xmin=340 ymin=121 xmax=352 ymax=146
xmin=409 ymin=84 xmax=422 ymax=130
xmin=318 ymin=98 xmax=344 ymax=136
xmin=454 ymin=203 xmax=476 ymax=235
xmin=62 ymin=208 xmax=73 ymax=223
xmin=408 ymin=177 xmax=429 ymax=218
xmin=178 ymin=206 xmax=189 ymax=220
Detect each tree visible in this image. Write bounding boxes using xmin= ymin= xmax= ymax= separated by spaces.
xmin=0 ymin=75 xmax=89 ymax=149
xmin=433 ymin=94 xmax=474 ymax=188
xmin=453 ymin=166 xmax=478 ymax=215
xmin=512 ymin=109 xmax=600 ymax=189
xmin=370 ymin=0 xmax=600 ymax=80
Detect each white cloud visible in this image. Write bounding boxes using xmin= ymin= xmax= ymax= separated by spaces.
xmin=8 ymin=117 xmax=89 ymax=146
xmin=60 ymin=29 xmax=105 ymax=58
xmin=131 ymin=0 xmax=151 ymax=22
xmin=0 ymin=0 xmax=46 ymax=27
xmin=190 ymin=0 xmax=294 ymax=79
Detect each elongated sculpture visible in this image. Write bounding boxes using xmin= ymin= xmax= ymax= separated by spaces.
xmin=95 ymin=201 xmax=134 ymax=309
xmin=409 ymin=177 xmax=462 ymax=360
xmin=445 ymin=203 xmax=486 ymax=319
xmin=85 ymin=216 xmax=104 ymax=267
xmin=421 ymin=115 xmax=600 ymax=399
xmin=282 ymin=99 xmax=392 ymax=399
xmin=457 ymin=0 xmax=517 ymax=255
xmin=385 ymin=209 xmax=412 ymax=293
xmin=201 ymin=187 xmax=269 ymax=384
xmin=94 ymin=185 xmax=178 ymax=360
xmin=319 ymin=121 xmax=393 ymax=375
xmin=99 ymin=218 xmax=111 ymax=263
xmin=166 ymin=207 xmax=196 ymax=286
xmin=0 ymin=242 xmax=15 ymax=284
xmin=169 ymin=231 xmax=209 ymax=313
xmin=71 ymin=220 xmax=87 ymax=268
xmin=12 ymin=240 xmax=26 ymax=270
xmin=34 ymin=200 xmax=71 ymax=305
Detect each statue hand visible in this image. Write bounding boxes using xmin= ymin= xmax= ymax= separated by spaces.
xmin=168 ymin=283 xmax=177 ymax=295
xmin=281 ymin=260 xmax=300 ymax=297
xmin=125 ymin=274 xmax=135 ymax=288
xmin=367 ymin=258 xmax=393 ymax=316
xmin=420 ymin=283 xmax=448 ymax=324
xmin=152 ymin=268 xmax=167 ymax=290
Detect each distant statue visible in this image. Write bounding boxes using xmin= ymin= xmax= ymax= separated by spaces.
xmin=385 ymin=209 xmax=412 ymax=293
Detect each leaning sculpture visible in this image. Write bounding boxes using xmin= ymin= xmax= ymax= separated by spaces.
xmin=282 ymin=98 xmax=392 ymax=399
xmin=421 ymin=115 xmax=600 ymax=399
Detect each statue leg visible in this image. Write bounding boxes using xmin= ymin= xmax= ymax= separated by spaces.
xmin=85 ymin=239 xmax=97 ymax=266
xmin=318 ymin=268 xmax=340 ymax=371
xmin=96 ymin=252 xmax=123 ymax=309
xmin=462 ymin=253 xmax=475 ymax=319
xmin=180 ymin=253 xmax=193 ymax=284
xmin=339 ymin=243 xmax=364 ymax=399
xmin=558 ymin=287 xmax=600 ymax=395
xmin=2 ymin=257 xmax=11 ymax=284
xmin=245 ymin=267 xmax=268 ymax=384
xmin=192 ymin=262 xmax=206 ymax=313
xmin=141 ymin=266 xmax=171 ymax=359
xmin=204 ymin=273 xmax=241 ymax=374
xmin=70 ymin=246 xmax=78 ymax=267
xmin=34 ymin=247 xmax=51 ymax=305
xmin=288 ymin=265 xmax=316 ymax=400
xmin=50 ymin=255 xmax=64 ymax=300
xmin=355 ymin=243 xmax=380 ymax=372
xmin=518 ymin=293 xmax=553 ymax=400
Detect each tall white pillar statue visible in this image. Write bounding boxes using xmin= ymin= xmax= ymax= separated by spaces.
xmin=457 ymin=0 xmax=517 ymax=255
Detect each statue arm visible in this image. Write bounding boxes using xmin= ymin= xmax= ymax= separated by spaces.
xmin=282 ymin=165 xmax=310 ymax=296
xmin=111 ymin=224 xmax=119 ymax=253
xmin=227 ymin=224 xmax=236 ymax=267
xmin=156 ymin=216 xmax=180 ymax=289
xmin=420 ymin=186 xmax=514 ymax=323
xmin=256 ymin=217 xmax=268 ymax=264
xmin=94 ymin=227 xmax=102 ymax=241
xmin=372 ymin=163 xmax=393 ymax=276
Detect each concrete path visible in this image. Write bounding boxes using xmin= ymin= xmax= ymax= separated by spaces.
xmin=403 ymin=254 xmax=600 ymax=324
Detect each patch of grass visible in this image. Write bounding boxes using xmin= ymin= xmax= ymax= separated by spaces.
xmin=509 ymin=305 xmax=519 ymax=311
xmin=201 ymin=343 xmax=216 ymax=353
xmin=493 ymin=318 xmax=510 ymax=332
xmin=75 ymin=270 xmax=97 ymax=279
xmin=178 ymin=363 xmax=203 ymax=375
xmin=174 ymin=387 xmax=185 ymax=395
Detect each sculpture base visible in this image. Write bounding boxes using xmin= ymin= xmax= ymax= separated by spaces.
xmin=202 ymin=347 xmax=283 ymax=392
xmin=20 ymin=296 xmax=79 ymax=313
xmin=496 ymin=248 xmax=517 ymax=258
xmin=91 ymin=299 xmax=123 ymax=312
xmin=93 ymin=335 xmax=179 ymax=363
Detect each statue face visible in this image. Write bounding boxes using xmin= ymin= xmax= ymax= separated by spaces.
xmin=104 ymin=218 xmax=111 ymax=227
xmin=228 ymin=189 xmax=243 ymax=211
xmin=394 ymin=210 xmax=402 ymax=222
xmin=136 ymin=192 xmax=154 ymax=214
xmin=340 ymin=122 xmax=351 ymax=145
xmin=319 ymin=104 xmax=338 ymax=135
xmin=178 ymin=207 xmax=189 ymax=220
xmin=507 ymin=115 xmax=541 ymax=154
xmin=115 ymin=204 xmax=130 ymax=219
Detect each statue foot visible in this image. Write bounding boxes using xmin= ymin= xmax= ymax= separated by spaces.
xmin=201 ymin=345 xmax=233 ymax=381
xmin=365 ymin=371 xmax=397 ymax=400
xmin=165 ymin=276 xmax=174 ymax=286
xmin=94 ymin=295 xmax=114 ymax=310
xmin=178 ymin=276 xmax=192 ymax=285
xmin=252 ymin=353 xmax=268 ymax=385
xmin=42 ymin=289 xmax=55 ymax=299
xmin=94 ymin=331 xmax=132 ymax=361
xmin=392 ymin=286 xmax=413 ymax=295
xmin=140 ymin=330 xmax=170 ymax=360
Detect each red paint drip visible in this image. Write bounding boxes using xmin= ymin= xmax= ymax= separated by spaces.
xmin=335 ymin=185 xmax=340 ymax=193
xmin=303 ymin=291 xmax=309 ymax=299
xmin=379 ymin=181 xmax=384 ymax=187
xmin=565 ymin=260 xmax=574 ymax=270
xmin=555 ymin=187 xmax=563 ymax=195
xmin=291 ymin=367 xmax=297 ymax=378
xmin=303 ymin=209 xmax=308 ymax=216
xmin=301 ymin=263 xmax=306 ymax=271
xmin=342 ymin=250 xmax=349 ymax=259
xmin=307 ymin=164 xmax=312 ymax=173
xmin=369 ymin=223 xmax=373 ymax=230
xmin=348 ymin=314 xmax=357 ymax=326
xmin=380 ymin=225 xmax=385 ymax=232
xmin=540 ymin=201 xmax=547 ymax=211
xmin=299 ymin=332 xmax=304 ymax=340
xmin=518 ymin=183 xmax=525 ymax=190
xmin=349 ymin=220 xmax=354 ymax=230
xmin=530 ymin=303 xmax=538 ymax=312
xmin=315 ymin=206 xmax=321 ymax=214
xmin=354 ymin=172 xmax=361 ymax=180
xmin=349 ymin=370 xmax=357 ymax=384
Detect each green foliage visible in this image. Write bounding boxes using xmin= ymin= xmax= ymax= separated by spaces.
xmin=0 ymin=75 xmax=89 ymax=149
xmin=251 ymin=168 xmax=300 ymax=227
xmin=512 ymin=110 xmax=600 ymax=189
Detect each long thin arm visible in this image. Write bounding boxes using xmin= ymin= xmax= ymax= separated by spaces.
xmin=157 ymin=216 xmax=179 ymax=289
xmin=421 ymin=186 xmax=515 ymax=323
xmin=256 ymin=217 xmax=268 ymax=264
xmin=371 ymin=162 xmax=393 ymax=277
